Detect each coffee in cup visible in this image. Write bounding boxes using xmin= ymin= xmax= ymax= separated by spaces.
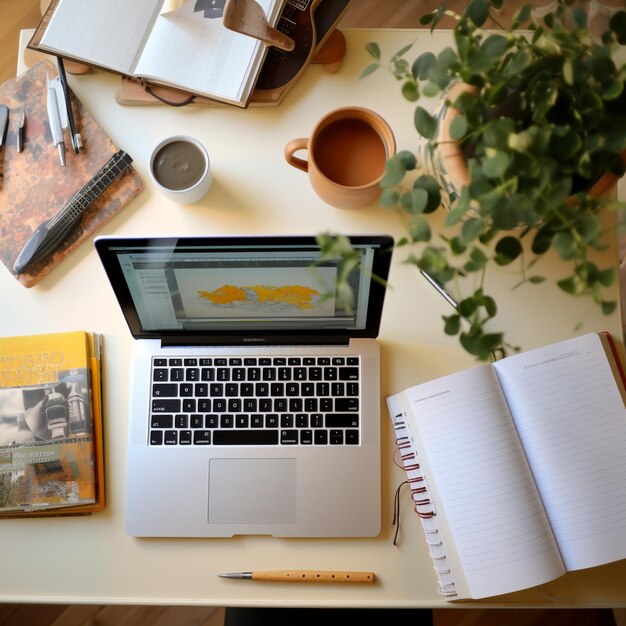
xmin=150 ymin=135 xmax=212 ymax=204
xmin=284 ymin=107 xmax=395 ymax=209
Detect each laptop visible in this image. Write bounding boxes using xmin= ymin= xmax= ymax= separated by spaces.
xmin=95 ymin=235 xmax=393 ymax=537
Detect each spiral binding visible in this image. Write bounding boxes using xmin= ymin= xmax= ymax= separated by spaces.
xmin=391 ymin=408 xmax=458 ymax=599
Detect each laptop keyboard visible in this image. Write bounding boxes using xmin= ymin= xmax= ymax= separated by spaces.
xmin=149 ymin=356 xmax=360 ymax=446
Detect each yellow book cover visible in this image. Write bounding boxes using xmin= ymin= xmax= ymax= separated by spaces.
xmin=0 ymin=331 xmax=104 ymax=515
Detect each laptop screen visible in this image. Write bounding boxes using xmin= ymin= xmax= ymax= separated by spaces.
xmin=95 ymin=236 xmax=393 ymax=343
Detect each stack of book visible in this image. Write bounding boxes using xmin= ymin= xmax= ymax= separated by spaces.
xmin=0 ymin=331 xmax=105 ymax=517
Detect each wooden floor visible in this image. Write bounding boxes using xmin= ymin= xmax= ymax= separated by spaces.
xmin=0 ymin=1 xmax=621 ymax=624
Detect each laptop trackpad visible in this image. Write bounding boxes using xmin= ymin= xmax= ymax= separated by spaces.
xmin=208 ymin=458 xmax=297 ymax=525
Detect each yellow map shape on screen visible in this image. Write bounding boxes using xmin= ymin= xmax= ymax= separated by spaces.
xmin=198 ymin=285 xmax=321 ymax=310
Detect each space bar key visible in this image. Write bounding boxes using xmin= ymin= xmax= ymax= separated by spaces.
xmin=212 ymin=430 xmax=279 ymax=445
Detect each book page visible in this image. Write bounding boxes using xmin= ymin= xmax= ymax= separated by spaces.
xmin=133 ymin=0 xmax=277 ymax=104
xmin=39 ymin=0 xmax=163 ymax=76
xmin=494 ymin=333 xmax=626 ymax=571
xmin=402 ymin=365 xmax=564 ymax=599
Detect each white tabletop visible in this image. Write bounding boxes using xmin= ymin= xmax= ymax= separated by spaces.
xmin=1 ymin=29 xmax=625 ymax=607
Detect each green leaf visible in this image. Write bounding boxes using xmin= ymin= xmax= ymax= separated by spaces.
xmin=380 ymin=188 xmax=399 ymax=206
xmin=443 ymin=314 xmax=461 ymax=336
xmin=380 ymin=157 xmax=406 ymax=188
xmin=365 ymin=42 xmax=381 ymax=61
xmin=503 ymin=49 xmax=531 ymax=77
xmin=406 ymin=188 xmax=429 ymax=215
xmin=481 ymin=34 xmax=510 ymax=58
xmin=392 ymin=43 xmax=414 ymax=61
xmin=529 ymin=276 xmax=546 ymax=284
xmin=458 ymin=297 xmax=478 ymax=317
xmin=360 ymin=63 xmax=380 ymax=79
xmin=611 ymin=10 xmax=626 ymax=44
xmin=396 ymin=150 xmax=417 ymax=170
xmin=577 ymin=215 xmax=601 ymax=244
xmin=461 ymin=218 xmax=487 ymax=244
xmin=557 ymin=276 xmax=578 ymax=295
xmin=402 ymin=80 xmax=419 ymax=102
xmin=414 ymin=106 xmax=438 ymax=139
xmin=482 ymin=151 xmax=510 ymax=178
xmin=450 ymin=115 xmax=468 ymax=140
xmin=408 ymin=215 xmax=432 ymax=242
xmin=553 ymin=231 xmax=578 ymax=260
xmin=412 ymin=52 xmax=436 ymax=80
xmin=597 ymin=267 xmax=616 ymax=287
xmin=494 ymin=236 xmax=523 ymax=265
xmin=466 ymin=0 xmax=490 ymax=26
xmin=602 ymin=300 xmax=617 ymax=315
xmin=413 ymin=175 xmax=441 ymax=213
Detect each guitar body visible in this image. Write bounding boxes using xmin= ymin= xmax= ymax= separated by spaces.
xmin=255 ymin=0 xmax=320 ymax=91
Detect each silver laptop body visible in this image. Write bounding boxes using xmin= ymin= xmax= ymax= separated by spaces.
xmin=95 ymin=235 xmax=393 ymax=538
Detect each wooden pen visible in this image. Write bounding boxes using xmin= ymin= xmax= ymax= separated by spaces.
xmin=218 ymin=570 xmax=375 ymax=584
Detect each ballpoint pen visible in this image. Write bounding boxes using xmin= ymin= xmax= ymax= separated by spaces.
xmin=56 ymin=57 xmax=81 ymax=153
xmin=46 ymin=73 xmax=66 ymax=166
xmin=17 ymin=111 xmax=25 ymax=153
xmin=0 ymin=105 xmax=8 ymax=151
xmin=218 ymin=570 xmax=375 ymax=583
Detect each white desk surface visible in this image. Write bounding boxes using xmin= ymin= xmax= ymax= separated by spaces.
xmin=2 ymin=29 xmax=626 ymax=608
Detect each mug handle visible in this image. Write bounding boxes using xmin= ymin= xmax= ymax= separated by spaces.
xmin=284 ymin=138 xmax=309 ymax=173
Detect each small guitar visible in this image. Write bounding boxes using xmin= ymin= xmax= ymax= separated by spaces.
xmin=255 ymin=0 xmax=318 ymax=91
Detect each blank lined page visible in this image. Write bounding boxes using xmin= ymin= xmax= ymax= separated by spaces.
xmin=405 ymin=364 xmax=564 ymax=599
xmin=40 ymin=0 xmax=161 ymax=75
xmin=494 ymin=333 xmax=626 ymax=571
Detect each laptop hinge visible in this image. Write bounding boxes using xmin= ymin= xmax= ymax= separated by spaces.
xmin=159 ymin=335 xmax=351 ymax=348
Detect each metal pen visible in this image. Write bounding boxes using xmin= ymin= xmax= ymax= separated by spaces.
xmin=17 ymin=111 xmax=25 ymax=153
xmin=46 ymin=74 xmax=65 ymax=166
xmin=56 ymin=57 xmax=81 ymax=153
xmin=419 ymin=269 xmax=458 ymax=308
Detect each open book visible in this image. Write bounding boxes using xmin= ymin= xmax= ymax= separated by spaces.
xmin=30 ymin=0 xmax=281 ymax=107
xmin=387 ymin=332 xmax=626 ymax=600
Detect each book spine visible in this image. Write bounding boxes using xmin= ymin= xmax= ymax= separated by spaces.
xmin=388 ymin=396 xmax=458 ymax=599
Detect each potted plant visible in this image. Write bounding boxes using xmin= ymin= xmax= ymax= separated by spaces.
xmin=332 ymin=0 xmax=626 ymax=361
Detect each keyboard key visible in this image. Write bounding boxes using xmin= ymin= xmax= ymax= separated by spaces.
xmin=150 ymin=430 xmax=163 ymax=445
xmin=330 ymin=430 xmax=344 ymax=445
xmin=151 ymin=414 xmax=173 ymax=428
xmin=184 ymin=358 xmax=198 ymax=366
xmin=300 ymin=430 xmax=313 ymax=445
xmin=206 ymin=415 xmax=218 ymax=428
xmin=280 ymin=414 xmax=294 ymax=428
xmin=169 ymin=358 xmax=182 ymax=366
xmin=152 ymin=400 xmax=180 ymax=413
xmin=179 ymin=383 xmax=193 ymax=397
xmin=179 ymin=430 xmax=192 ymax=445
xmin=346 ymin=430 xmax=359 ymax=445
xmin=152 ymin=383 xmax=178 ymax=397
xmin=190 ymin=415 xmax=203 ymax=428
xmin=236 ymin=415 xmax=249 ymax=428
xmin=154 ymin=358 xmax=167 ymax=367
xmin=199 ymin=358 xmax=212 ymax=366
xmin=221 ymin=415 xmax=234 ymax=428
xmin=186 ymin=368 xmax=199 ymax=381
xmin=332 ymin=357 xmax=345 ymax=365
xmin=326 ymin=413 xmax=359 ymax=428
xmin=153 ymin=369 xmax=168 ymax=381
xmin=175 ymin=414 xmax=188 ymax=428
xmin=339 ymin=367 xmax=359 ymax=380
xmin=251 ymin=414 xmax=263 ymax=428
xmin=280 ymin=429 xmax=298 ymax=444
xmin=164 ymin=430 xmax=178 ymax=445
xmin=213 ymin=430 xmax=279 ymax=445
xmin=171 ymin=368 xmax=184 ymax=381
xmin=335 ymin=398 xmax=359 ymax=412
xmin=194 ymin=430 xmax=212 ymax=445
xmin=314 ymin=430 xmax=328 ymax=445
xmin=347 ymin=357 xmax=359 ymax=365
xmin=182 ymin=399 xmax=196 ymax=412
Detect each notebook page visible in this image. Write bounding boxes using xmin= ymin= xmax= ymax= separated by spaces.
xmin=493 ymin=333 xmax=626 ymax=571
xmin=405 ymin=364 xmax=564 ymax=599
xmin=39 ymin=0 xmax=162 ymax=75
xmin=133 ymin=0 xmax=277 ymax=103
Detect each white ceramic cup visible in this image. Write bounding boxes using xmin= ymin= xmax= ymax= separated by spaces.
xmin=149 ymin=135 xmax=212 ymax=204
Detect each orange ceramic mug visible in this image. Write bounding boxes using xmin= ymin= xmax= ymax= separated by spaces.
xmin=284 ymin=107 xmax=396 ymax=209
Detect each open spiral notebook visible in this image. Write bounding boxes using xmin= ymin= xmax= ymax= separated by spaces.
xmin=387 ymin=332 xmax=626 ymax=600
